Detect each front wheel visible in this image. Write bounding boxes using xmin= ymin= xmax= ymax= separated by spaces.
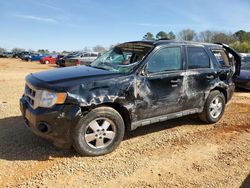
xmin=199 ymin=90 xmax=225 ymax=124
xmin=72 ymin=107 xmax=125 ymax=156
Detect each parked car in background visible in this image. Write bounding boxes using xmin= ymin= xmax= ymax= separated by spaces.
xmin=23 ymin=54 xmax=46 ymax=62
xmin=242 ymin=55 xmax=250 ymax=63
xmin=56 ymin=51 xmax=80 ymax=67
xmin=20 ymin=52 xmax=33 ymax=60
xmin=40 ymin=54 xmax=58 ymax=64
xmin=234 ymin=62 xmax=250 ymax=90
xmin=55 ymin=54 xmax=65 ymax=67
xmin=20 ymin=40 xmax=241 ymax=156
xmin=0 ymin=52 xmax=13 ymax=58
xmin=64 ymin=52 xmax=100 ymax=67
xmin=13 ymin=51 xmax=29 ymax=59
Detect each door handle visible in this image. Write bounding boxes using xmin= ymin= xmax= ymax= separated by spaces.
xmin=170 ymin=79 xmax=181 ymax=84
xmin=206 ymin=75 xmax=214 ymax=79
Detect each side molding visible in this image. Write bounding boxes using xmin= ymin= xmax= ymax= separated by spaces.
xmin=131 ymin=108 xmax=201 ymax=130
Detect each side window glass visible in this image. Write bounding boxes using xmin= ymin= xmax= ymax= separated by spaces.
xmin=187 ymin=47 xmax=210 ymax=69
xmin=91 ymin=53 xmax=97 ymax=57
xmin=147 ymin=47 xmax=182 ymax=73
xmin=212 ymin=50 xmax=230 ymax=67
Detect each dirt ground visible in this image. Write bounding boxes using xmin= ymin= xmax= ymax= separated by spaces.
xmin=0 ymin=58 xmax=249 ymax=188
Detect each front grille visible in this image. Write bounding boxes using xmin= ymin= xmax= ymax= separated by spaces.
xmin=24 ymin=83 xmax=40 ymax=109
xmin=25 ymin=85 xmax=36 ymax=97
xmin=26 ymin=95 xmax=34 ymax=106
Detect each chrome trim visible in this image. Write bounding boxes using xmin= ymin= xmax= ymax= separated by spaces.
xmin=24 ymin=82 xmax=42 ymax=109
xmin=131 ymin=108 xmax=202 ymax=130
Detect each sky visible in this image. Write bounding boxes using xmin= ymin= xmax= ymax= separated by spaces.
xmin=0 ymin=0 xmax=250 ymax=51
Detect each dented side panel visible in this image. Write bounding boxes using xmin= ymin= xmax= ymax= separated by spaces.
xmin=135 ymin=71 xmax=186 ymax=120
xmin=61 ymin=45 xmax=235 ymax=127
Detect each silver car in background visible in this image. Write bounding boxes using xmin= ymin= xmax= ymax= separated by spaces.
xmin=64 ymin=52 xmax=100 ymax=67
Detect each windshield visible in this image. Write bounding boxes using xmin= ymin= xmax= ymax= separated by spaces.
xmin=90 ymin=42 xmax=153 ymax=73
xmin=241 ymin=62 xmax=250 ymax=70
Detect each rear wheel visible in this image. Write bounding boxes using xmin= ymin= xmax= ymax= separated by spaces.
xmin=72 ymin=107 xmax=125 ymax=156
xmin=199 ymin=90 xmax=225 ymax=123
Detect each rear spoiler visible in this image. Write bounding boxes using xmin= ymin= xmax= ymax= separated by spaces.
xmin=215 ymin=43 xmax=241 ymax=77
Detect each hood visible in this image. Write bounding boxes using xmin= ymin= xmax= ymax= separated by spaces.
xmin=30 ymin=65 xmax=118 ymax=84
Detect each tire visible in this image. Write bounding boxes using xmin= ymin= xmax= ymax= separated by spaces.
xmin=45 ymin=60 xmax=50 ymax=64
xmin=199 ymin=90 xmax=225 ymax=124
xmin=28 ymin=58 xmax=32 ymax=62
xmin=72 ymin=106 xmax=125 ymax=156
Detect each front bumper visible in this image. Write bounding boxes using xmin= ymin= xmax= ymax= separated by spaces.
xmin=20 ymin=97 xmax=81 ymax=148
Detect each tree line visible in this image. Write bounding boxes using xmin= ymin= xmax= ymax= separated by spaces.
xmin=143 ymin=29 xmax=250 ymax=53
xmin=1 ymin=30 xmax=250 ymax=54
xmin=0 ymin=45 xmax=107 ymax=55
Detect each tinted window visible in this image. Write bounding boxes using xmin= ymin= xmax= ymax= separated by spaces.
xmin=147 ymin=47 xmax=182 ymax=73
xmin=212 ymin=50 xmax=230 ymax=67
xmin=187 ymin=47 xmax=210 ymax=69
xmin=83 ymin=53 xmax=90 ymax=57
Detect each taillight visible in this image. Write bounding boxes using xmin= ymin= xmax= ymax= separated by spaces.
xmin=76 ymin=59 xmax=80 ymax=66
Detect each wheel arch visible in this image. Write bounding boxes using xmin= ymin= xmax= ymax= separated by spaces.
xmin=210 ymin=87 xmax=227 ymax=103
xmin=81 ymin=102 xmax=132 ymax=132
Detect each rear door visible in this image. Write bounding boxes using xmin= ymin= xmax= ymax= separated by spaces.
xmin=184 ymin=46 xmax=216 ymax=109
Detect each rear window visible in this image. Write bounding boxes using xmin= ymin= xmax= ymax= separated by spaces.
xmin=187 ymin=47 xmax=210 ymax=69
xmin=212 ymin=50 xmax=230 ymax=67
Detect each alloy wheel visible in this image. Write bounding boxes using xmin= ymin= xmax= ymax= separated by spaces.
xmin=84 ymin=118 xmax=116 ymax=149
xmin=209 ymin=96 xmax=223 ymax=119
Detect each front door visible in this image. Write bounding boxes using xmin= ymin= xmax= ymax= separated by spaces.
xmin=136 ymin=46 xmax=187 ymax=120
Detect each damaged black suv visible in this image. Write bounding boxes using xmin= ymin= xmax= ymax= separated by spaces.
xmin=20 ymin=40 xmax=241 ymax=156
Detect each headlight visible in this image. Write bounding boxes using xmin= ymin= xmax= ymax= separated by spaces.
xmin=39 ymin=90 xmax=67 ymax=108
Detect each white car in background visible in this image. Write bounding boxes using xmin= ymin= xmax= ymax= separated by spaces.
xmin=65 ymin=52 xmax=100 ymax=67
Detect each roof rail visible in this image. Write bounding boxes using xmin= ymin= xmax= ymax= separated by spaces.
xmin=157 ymin=38 xmax=170 ymax=40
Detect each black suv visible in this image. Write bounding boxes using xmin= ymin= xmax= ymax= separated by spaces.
xmin=20 ymin=40 xmax=241 ymax=156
